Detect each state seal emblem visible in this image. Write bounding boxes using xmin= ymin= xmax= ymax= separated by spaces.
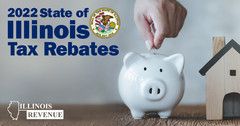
xmin=90 ymin=8 xmax=120 ymax=39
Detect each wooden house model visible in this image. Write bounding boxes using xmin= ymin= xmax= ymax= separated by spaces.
xmin=200 ymin=37 xmax=240 ymax=120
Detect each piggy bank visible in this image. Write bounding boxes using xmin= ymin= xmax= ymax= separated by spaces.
xmin=118 ymin=52 xmax=185 ymax=119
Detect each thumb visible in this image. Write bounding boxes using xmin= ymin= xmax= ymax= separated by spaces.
xmin=134 ymin=15 xmax=154 ymax=50
xmin=151 ymin=9 xmax=169 ymax=49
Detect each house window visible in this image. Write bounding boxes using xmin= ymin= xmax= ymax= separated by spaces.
xmin=230 ymin=70 xmax=236 ymax=76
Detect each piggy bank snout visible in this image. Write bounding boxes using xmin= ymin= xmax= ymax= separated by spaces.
xmin=140 ymin=79 xmax=166 ymax=101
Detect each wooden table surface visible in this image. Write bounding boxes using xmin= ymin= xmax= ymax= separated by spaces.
xmin=1 ymin=104 xmax=240 ymax=126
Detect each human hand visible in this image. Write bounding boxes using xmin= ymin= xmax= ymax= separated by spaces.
xmin=134 ymin=0 xmax=187 ymax=50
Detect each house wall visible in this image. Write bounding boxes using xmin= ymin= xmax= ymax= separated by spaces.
xmin=223 ymin=48 xmax=240 ymax=117
xmin=224 ymin=48 xmax=240 ymax=93
xmin=206 ymin=57 xmax=225 ymax=120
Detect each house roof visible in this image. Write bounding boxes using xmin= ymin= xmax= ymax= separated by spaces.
xmin=199 ymin=39 xmax=240 ymax=76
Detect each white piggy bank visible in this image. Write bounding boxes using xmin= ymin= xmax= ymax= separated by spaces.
xmin=118 ymin=52 xmax=185 ymax=119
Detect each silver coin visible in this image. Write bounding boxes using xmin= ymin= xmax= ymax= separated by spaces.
xmin=151 ymin=47 xmax=158 ymax=55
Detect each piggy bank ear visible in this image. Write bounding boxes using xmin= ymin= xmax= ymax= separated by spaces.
xmin=165 ymin=53 xmax=184 ymax=74
xmin=123 ymin=52 xmax=143 ymax=68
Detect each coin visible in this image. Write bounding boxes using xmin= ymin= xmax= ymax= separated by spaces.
xmin=151 ymin=47 xmax=158 ymax=55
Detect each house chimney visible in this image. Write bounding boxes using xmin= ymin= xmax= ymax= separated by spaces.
xmin=213 ymin=37 xmax=225 ymax=56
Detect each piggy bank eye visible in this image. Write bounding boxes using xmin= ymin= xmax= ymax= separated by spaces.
xmin=144 ymin=67 xmax=147 ymax=71
xmin=160 ymin=68 xmax=163 ymax=72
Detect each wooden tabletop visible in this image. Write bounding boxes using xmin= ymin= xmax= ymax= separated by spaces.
xmin=1 ymin=104 xmax=240 ymax=126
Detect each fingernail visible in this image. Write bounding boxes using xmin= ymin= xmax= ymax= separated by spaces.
xmin=156 ymin=43 xmax=161 ymax=49
xmin=145 ymin=40 xmax=152 ymax=50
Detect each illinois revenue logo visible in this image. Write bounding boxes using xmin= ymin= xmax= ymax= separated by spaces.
xmin=7 ymin=101 xmax=64 ymax=120
xmin=90 ymin=8 xmax=120 ymax=39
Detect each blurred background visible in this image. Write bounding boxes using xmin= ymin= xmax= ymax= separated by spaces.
xmin=0 ymin=0 xmax=240 ymax=105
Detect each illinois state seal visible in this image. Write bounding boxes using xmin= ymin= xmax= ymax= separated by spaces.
xmin=90 ymin=8 xmax=120 ymax=39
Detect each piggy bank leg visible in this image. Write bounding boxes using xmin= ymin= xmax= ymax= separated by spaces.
xmin=130 ymin=109 xmax=145 ymax=119
xmin=158 ymin=110 xmax=172 ymax=119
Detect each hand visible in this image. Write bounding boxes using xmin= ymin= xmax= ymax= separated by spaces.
xmin=134 ymin=0 xmax=187 ymax=50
